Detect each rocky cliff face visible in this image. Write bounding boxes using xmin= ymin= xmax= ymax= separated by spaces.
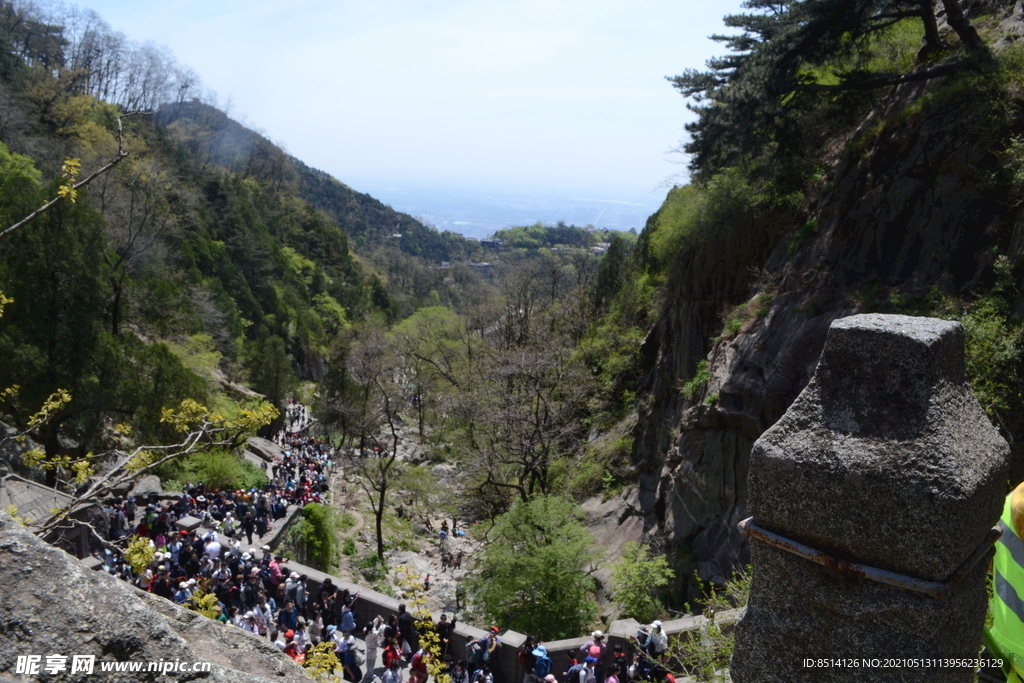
xmin=0 ymin=511 xmax=312 ymax=682
xmin=633 ymin=16 xmax=1024 ymax=600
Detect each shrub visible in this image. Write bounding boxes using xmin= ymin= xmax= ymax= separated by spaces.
xmin=465 ymin=495 xmax=599 ymax=640
xmin=156 ymin=448 xmax=267 ymax=492
xmin=285 ymin=503 xmax=340 ymax=571
xmin=667 ymin=568 xmax=751 ymax=682
xmin=682 ymin=361 xmax=710 ymax=401
xmin=610 ymin=541 xmax=675 ymax=623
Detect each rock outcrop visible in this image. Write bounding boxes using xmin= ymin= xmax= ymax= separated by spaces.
xmin=631 ymin=6 xmax=1024 ymax=601
xmin=732 ymin=314 xmax=1008 ymax=681
xmin=0 ymin=510 xmax=312 ymax=682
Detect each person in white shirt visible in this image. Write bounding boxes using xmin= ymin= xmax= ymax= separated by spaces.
xmin=364 ymin=616 xmax=384 ymax=672
xmin=204 ymin=536 xmax=222 ymax=562
xmin=242 ymin=612 xmax=259 ymax=635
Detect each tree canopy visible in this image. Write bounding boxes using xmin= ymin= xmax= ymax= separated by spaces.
xmin=465 ymin=495 xmax=600 ymax=640
xmin=672 ymin=0 xmax=991 ymax=177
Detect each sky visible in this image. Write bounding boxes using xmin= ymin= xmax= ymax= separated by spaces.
xmin=78 ymin=0 xmax=746 ymax=231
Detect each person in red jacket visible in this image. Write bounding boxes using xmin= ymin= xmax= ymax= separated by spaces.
xmin=410 ymin=648 xmax=431 ymax=683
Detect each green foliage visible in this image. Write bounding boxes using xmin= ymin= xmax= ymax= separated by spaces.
xmin=359 ymin=553 xmax=389 ymax=584
xmin=719 ymin=290 xmax=775 ymax=341
xmin=285 ymin=503 xmax=341 ymax=571
xmin=184 ymin=586 xmax=223 ymax=619
xmin=337 ymin=511 xmax=357 ymax=531
xmin=165 ymin=334 xmax=222 ymax=380
xmin=611 ymin=541 xmax=675 ymax=623
xmin=553 ymin=433 xmax=634 ymax=500
xmin=594 ymin=235 xmax=634 ymax=313
xmin=466 ymin=495 xmax=600 ymax=640
xmin=125 ymin=536 xmax=155 ymax=574
xmin=670 ymin=0 xmax=987 ymax=178
xmin=643 ymin=169 xmax=762 ymax=270
xmin=342 ymin=537 xmax=356 ymax=556
xmin=493 ymin=223 xmax=597 ymax=250
xmin=668 ymin=568 xmax=751 ymax=682
xmin=682 ymin=361 xmax=711 ymax=402
xmin=156 ymin=448 xmax=267 ymax=492
xmin=960 ymin=296 xmax=1024 ymax=419
xmin=303 ymin=641 xmax=342 ymax=683
xmin=788 ymin=220 xmax=819 ymax=256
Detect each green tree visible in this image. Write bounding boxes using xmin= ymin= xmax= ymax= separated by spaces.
xmin=593 ymin=235 xmax=633 ymax=313
xmin=610 ymin=541 xmax=675 ymax=623
xmin=245 ymin=332 xmax=297 ymax=432
xmin=287 ymin=502 xmax=340 ymax=571
xmin=466 ymin=495 xmax=600 ymax=640
xmin=672 ymin=0 xmax=991 ymax=178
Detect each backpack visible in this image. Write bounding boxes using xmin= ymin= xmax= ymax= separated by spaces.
xmin=518 ymin=646 xmax=528 ymax=666
xmin=533 ymin=653 xmax=552 ymax=677
xmin=566 ymin=663 xmax=585 ymax=683
xmin=588 ymin=644 xmax=601 ymax=659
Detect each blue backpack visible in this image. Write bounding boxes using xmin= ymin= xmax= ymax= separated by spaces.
xmin=532 ymin=650 xmax=552 ymax=678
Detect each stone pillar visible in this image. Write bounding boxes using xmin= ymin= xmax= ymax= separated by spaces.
xmin=731 ymin=314 xmax=1009 ymax=682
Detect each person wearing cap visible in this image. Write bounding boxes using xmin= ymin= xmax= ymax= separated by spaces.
xmin=648 ymin=621 xmax=668 ymax=658
xmin=580 ymin=631 xmax=606 ymax=682
xmin=174 ymin=582 xmax=190 ymax=604
xmin=242 ymin=611 xmax=260 ymax=634
xmin=579 ymin=658 xmax=597 ymax=683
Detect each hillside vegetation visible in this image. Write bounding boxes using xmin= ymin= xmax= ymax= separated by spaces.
xmin=7 ymin=0 xmax=1023 ymax=638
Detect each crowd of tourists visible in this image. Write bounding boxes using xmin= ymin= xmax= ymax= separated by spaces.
xmin=395 ymin=621 xmax=676 ymax=683
xmin=92 ymin=402 xmax=346 ymax=662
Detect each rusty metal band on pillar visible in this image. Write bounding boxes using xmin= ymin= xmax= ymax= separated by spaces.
xmin=738 ymin=517 xmax=1001 ymax=600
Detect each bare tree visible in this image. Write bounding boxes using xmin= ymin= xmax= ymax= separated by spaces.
xmin=343 ymin=329 xmax=406 ymax=560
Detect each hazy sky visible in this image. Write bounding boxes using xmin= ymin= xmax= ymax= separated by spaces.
xmin=79 ymin=0 xmax=745 ymax=202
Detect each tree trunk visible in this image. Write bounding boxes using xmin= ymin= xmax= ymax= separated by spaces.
xmin=939 ymin=0 xmax=992 ymax=66
xmin=375 ymin=491 xmax=386 ymax=560
xmin=918 ymin=0 xmax=943 ymax=59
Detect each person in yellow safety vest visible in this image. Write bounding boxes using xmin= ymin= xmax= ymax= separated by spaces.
xmin=989 ymin=482 xmax=1024 ymax=683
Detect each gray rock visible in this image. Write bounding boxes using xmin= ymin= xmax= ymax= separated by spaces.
xmin=247 ymin=437 xmax=284 ymax=462
xmin=128 ymin=474 xmax=163 ymax=498
xmin=732 ymin=314 xmax=1009 ymax=682
xmin=0 ymin=510 xmax=312 ymax=682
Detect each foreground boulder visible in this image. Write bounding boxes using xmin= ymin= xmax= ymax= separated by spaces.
xmin=732 ymin=314 xmax=1009 ymax=682
xmin=0 ymin=510 xmax=312 ymax=682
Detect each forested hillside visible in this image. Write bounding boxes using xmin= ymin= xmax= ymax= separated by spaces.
xmin=0 ymin=0 xmax=646 ymax=530
xmin=0 ymin=0 xmax=488 ymax=462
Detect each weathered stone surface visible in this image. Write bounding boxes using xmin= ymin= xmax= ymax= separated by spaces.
xmin=0 ymin=510 xmax=312 ymax=683
xmin=247 ymin=436 xmax=283 ymax=462
xmin=128 ymin=474 xmax=163 ymax=498
xmin=732 ymin=314 xmax=1009 ymax=682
